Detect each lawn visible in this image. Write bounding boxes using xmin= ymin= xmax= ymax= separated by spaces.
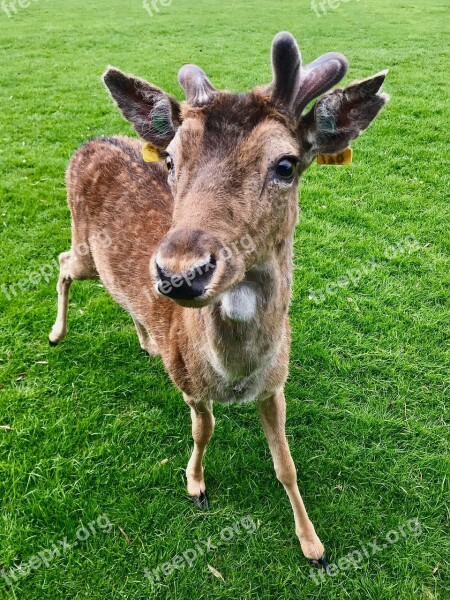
xmin=0 ymin=0 xmax=449 ymax=598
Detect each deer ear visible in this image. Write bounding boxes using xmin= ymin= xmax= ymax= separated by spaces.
xmin=298 ymin=71 xmax=389 ymax=170
xmin=103 ymin=67 xmax=181 ymax=148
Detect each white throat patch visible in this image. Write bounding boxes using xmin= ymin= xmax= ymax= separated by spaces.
xmin=220 ymin=283 xmax=258 ymax=322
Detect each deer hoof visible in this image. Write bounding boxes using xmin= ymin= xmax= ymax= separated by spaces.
xmin=190 ymin=490 xmax=209 ymax=510
xmin=48 ymin=338 xmax=59 ymax=347
xmin=309 ymin=553 xmax=330 ymax=572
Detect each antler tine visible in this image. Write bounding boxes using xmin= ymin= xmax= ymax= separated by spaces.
xmin=178 ymin=64 xmax=218 ymax=106
xmin=269 ymin=32 xmax=348 ymax=118
xmin=270 ymin=32 xmax=302 ymax=109
xmin=295 ymin=52 xmax=348 ymax=117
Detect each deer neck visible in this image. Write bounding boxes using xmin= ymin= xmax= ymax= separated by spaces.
xmin=194 ymin=238 xmax=293 ymax=380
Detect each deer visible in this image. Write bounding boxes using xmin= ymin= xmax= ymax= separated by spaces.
xmin=48 ymin=31 xmax=388 ymax=570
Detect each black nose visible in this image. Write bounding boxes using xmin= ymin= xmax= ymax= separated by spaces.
xmin=155 ymin=256 xmax=216 ymax=300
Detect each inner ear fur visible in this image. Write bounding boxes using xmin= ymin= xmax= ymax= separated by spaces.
xmin=298 ymin=70 xmax=389 ymax=168
xmin=103 ymin=67 xmax=182 ymax=148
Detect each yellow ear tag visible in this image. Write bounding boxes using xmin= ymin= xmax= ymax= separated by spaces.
xmin=317 ymin=147 xmax=353 ymax=166
xmin=142 ymin=142 xmax=162 ymax=163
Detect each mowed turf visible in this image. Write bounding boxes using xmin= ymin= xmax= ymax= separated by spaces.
xmin=0 ymin=0 xmax=449 ymax=598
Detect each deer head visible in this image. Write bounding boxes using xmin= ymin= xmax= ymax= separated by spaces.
xmin=103 ymin=32 xmax=388 ymax=308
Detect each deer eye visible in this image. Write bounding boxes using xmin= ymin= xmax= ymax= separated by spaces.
xmin=275 ymin=157 xmax=296 ymax=181
xmin=165 ymin=156 xmax=174 ymax=172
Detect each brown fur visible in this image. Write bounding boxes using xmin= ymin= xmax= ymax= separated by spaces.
xmin=49 ymin=33 xmax=388 ymax=565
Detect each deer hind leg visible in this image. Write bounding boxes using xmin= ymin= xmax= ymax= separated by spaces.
xmin=49 ymin=248 xmax=97 ymax=346
xmin=256 ymin=391 xmax=327 ymax=567
xmin=184 ymin=395 xmax=215 ymax=510
xmin=132 ymin=318 xmax=159 ymax=356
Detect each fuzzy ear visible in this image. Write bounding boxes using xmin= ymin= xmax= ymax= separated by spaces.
xmin=298 ymin=71 xmax=389 ymax=170
xmin=103 ymin=67 xmax=181 ymax=148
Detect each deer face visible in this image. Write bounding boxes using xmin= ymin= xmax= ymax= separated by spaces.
xmin=104 ymin=32 xmax=388 ymax=308
xmin=154 ymin=95 xmax=301 ymax=305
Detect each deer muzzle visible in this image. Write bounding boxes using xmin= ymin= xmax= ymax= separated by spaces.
xmin=153 ymin=228 xmax=242 ymax=304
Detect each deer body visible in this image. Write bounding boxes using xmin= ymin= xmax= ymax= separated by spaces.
xmin=62 ymin=135 xmax=291 ymax=405
xmin=50 ymin=32 xmax=388 ymax=568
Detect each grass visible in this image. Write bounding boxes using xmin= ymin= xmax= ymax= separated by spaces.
xmin=0 ymin=0 xmax=449 ymax=598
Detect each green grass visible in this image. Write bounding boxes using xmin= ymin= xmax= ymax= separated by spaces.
xmin=0 ymin=0 xmax=449 ymax=598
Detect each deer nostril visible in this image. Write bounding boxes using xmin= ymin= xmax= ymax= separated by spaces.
xmin=155 ymin=256 xmax=216 ymax=301
xmin=155 ymin=260 xmax=169 ymax=281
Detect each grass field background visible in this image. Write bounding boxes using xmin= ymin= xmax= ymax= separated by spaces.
xmin=0 ymin=0 xmax=449 ymax=598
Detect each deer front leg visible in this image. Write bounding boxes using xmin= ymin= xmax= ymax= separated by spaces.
xmin=184 ymin=395 xmax=215 ymax=510
xmin=256 ymin=391 xmax=328 ymax=568
xmin=132 ymin=318 xmax=159 ymax=355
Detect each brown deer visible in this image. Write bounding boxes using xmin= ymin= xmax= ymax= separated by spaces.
xmin=49 ymin=32 xmax=388 ymax=569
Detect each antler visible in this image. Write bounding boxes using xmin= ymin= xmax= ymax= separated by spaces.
xmin=178 ymin=64 xmax=218 ymax=106
xmin=270 ymin=32 xmax=348 ymax=118
xmin=270 ymin=32 xmax=302 ymax=110
xmin=177 ymin=32 xmax=348 ymax=115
